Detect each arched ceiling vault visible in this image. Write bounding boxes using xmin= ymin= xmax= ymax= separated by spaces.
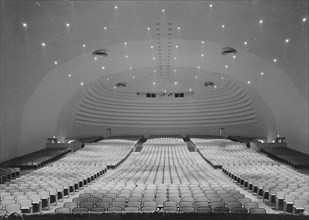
xmin=1 ymin=0 xmax=308 ymax=160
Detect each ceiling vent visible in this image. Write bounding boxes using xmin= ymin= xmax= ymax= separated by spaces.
xmin=116 ymin=82 xmax=126 ymax=87
xmin=204 ymin=81 xmax=215 ymax=87
xmin=92 ymin=49 xmax=108 ymax=57
xmin=221 ymin=47 xmax=237 ymax=55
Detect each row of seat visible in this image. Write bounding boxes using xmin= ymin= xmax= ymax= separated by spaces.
xmin=1 ymin=138 xmax=139 ymax=215
xmin=261 ymin=146 xmax=309 ymax=168
xmin=146 ymin=136 xmax=185 ymax=144
xmin=195 ymin=143 xmax=278 ymax=167
xmin=222 ymin=164 xmax=309 ymax=214
xmin=0 ymin=147 xmax=71 ymax=169
xmin=0 ymin=168 xmax=20 ymax=184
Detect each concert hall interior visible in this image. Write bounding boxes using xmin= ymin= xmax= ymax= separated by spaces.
xmin=0 ymin=1 xmax=308 ymax=220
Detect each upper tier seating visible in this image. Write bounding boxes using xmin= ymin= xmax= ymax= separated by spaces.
xmin=261 ymin=147 xmax=309 ymax=168
xmin=0 ymin=148 xmax=71 ymax=170
xmin=146 ymin=136 xmax=184 ymax=144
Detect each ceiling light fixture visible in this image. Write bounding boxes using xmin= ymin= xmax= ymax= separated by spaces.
xmin=189 ymin=88 xmax=192 ymax=91
xmin=124 ymin=42 xmax=127 ymax=45
xmin=80 ymin=82 xmax=84 ymax=86
xmin=201 ymin=54 xmax=204 ymax=57
xmin=132 ymin=76 xmax=135 ymax=79
xmin=197 ymin=66 xmax=200 ymax=69
xmin=247 ymin=81 xmax=251 ymax=84
xmin=147 ymin=27 xmax=150 ymax=30
xmin=54 ymin=61 xmax=58 ymax=65
xmin=114 ymin=5 xmax=118 ymax=9
xmin=113 ymin=86 xmax=116 ymax=89
xmin=162 ymin=9 xmax=165 ymax=12
xmin=102 ymin=66 xmax=105 ymax=70
xmin=261 ymin=72 xmax=264 ymax=75
xmin=175 ymin=45 xmax=178 ymax=48
xmin=285 ymin=38 xmax=290 ymax=43
xmin=222 ymin=24 xmax=225 ymax=28
xmin=153 ymin=57 xmax=156 ymax=60
xmin=202 ymin=41 xmax=204 ymax=44
xmin=195 ymin=75 xmax=197 ymax=79
xmin=125 ymin=55 xmax=128 ymax=58
xmin=174 ymin=57 xmax=177 ymax=60
xmin=225 ymin=65 xmax=228 ymax=68
xmin=209 ymin=4 xmax=213 ymax=8
xmin=177 ymin=27 xmax=181 ymax=30
xmin=273 ymin=58 xmax=277 ymax=62
xmin=22 ymin=23 xmax=27 ymax=27
xmin=94 ymin=57 xmax=97 ymax=60
xmin=82 ymin=44 xmax=86 ymax=48
xmin=164 ymin=90 xmax=167 ymax=92
xmin=244 ymin=41 xmax=247 ymax=45
xmin=302 ymin=17 xmax=307 ymax=22
xmin=129 ymin=67 xmax=132 ymax=70
xmin=107 ymin=78 xmax=109 ymax=81
xmin=214 ymin=85 xmax=217 ymax=88
xmin=41 ymin=42 xmax=46 ymax=47
xmin=66 ymin=23 xmax=70 ymax=27
xmin=68 ymin=74 xmax=71 ymax=78
xmin=153 ymin=82 xmax=156 ymax=85
xmin=259 ymin=19 xmax=263 ymax=24
xmin=151 ymin=45 xmax=154 ymax=49
xmin=174 ymin=81 xmax=178 ymax=85
xmin=233 ymin=55 xmax=236 ymax=59
xmin=104 ymin=26 xmax=107 ymax=30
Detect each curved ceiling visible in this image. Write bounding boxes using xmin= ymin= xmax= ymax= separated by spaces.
xmin=1 ymin=0 xmax=308 ymax=161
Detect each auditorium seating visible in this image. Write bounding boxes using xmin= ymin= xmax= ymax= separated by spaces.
xmin=57 ymin=137 xmax=255 ymax=214
xmin=192 ymin=139 xmax=278 ymax=168
xmin=0 ymin=167 xmax=20 ymax=183
xmin=0 ymin=148 xmax=71 ymax=170
xmin=0 ymin=138 xmax=139 ymax=214
xmin=261 ymin=147 xmax=309 ymax=168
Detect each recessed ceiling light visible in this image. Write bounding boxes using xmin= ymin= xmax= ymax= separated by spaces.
xmin=94 ymin=57 xmax=97 ymax=60
xmin=82 ymin=44 xmax=86 ymax=48
xmin=201 ymin=54 xmax=204 ymax=57
xmin=125 ymin=55 xmax=128 ymax=58
xmin=244 ymin=41 xmax=247 ymax=45
xmin=177 ymin=27 xmax=181 ymax=30
xmin=66 ymin=23 xmax=70 ymax=27
xmin=302 ymin=17 xmax=307 ymax=22
xmin=174 ymin=81 xmax=178 ymax=85
xmin=153 ymin=82 xmax=156 ymax=85
xmin=113 ymin=86 xmax=116 ymax=89
xmin=68 ymin=74 xmax=71 ymax=78
xmin=174 ymin=57 xmax=177 ymax=60
xmin=147 ymin=27 xmax=150 ymax=30
xmin=174 ymin=69 xmax=176 ymax=72
xmin=129 ymin=67 xmax=132 ymax=70
xmin=225 ymin=65 xmax=228 ymax=68
xmin=233 ymin=55 xmax=236 ymax=59
xmin=151 ymin=45 xmax=154 ymax=49
xmin=202 ymin=41 xmax=204 ymax=44
xmin=247 ymin=81 xmax=251 ymax=84
xmin=221 ymin=77 xmax=224 ymax=80
xmin=285 ymin=38 xmax=290 ymax=43
xmin=54 ymin=61 xmax=58 ymax=65
xmin=132 ymin=76 xmax=135 ymax=79
xmin=154 ymin=70 xmax=156 ymax=72
xmin=175 ymin=45 xmax=178 ymax=48
xmin=124 ymin=42 xmax=127 ymax=45
xmin=260 ymin=72 xmax=264 ymax=75
xmin=107 ymin=78 xmax=109 ymax=81
xmin=214 ymin=85 xmax=217 ymax=88
xmin=101 ymin=66 xmax=105 ymax=70
xmin=273 ymin=58 xmax=277 ymax=62
xmin=114 ymin=5 xmax=118 ymax=9
xmin=195 ymin=75 xmax=197 ymax=79
xmin=22 ymin=23 xmax=27 ymax=27
xmin=197 ymin=66 xmax=200 ymax=69
xmin=104 ymin=26 xmax=107 ymax=30
xmin=164 ymin=90 xmax=167 ymax=92
xmin=259 ymin=19 xmax=263 ymax=24
xmin=162 ymin=9 xmax=165 ymax=12
xmin=189 ymin=88 xmax=192 ymax=91
xmin=153 ymin=57 xmax=156 ymax=60
xmin=41 ymin=42 xmax=46 ymax=47
xmin=80 ymin=82 xmax=84 ymax=86
xmin=209 ymin=4 xmax=213 ymax=8
xmin=222 ymin=24 xmax=225 ymax=28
